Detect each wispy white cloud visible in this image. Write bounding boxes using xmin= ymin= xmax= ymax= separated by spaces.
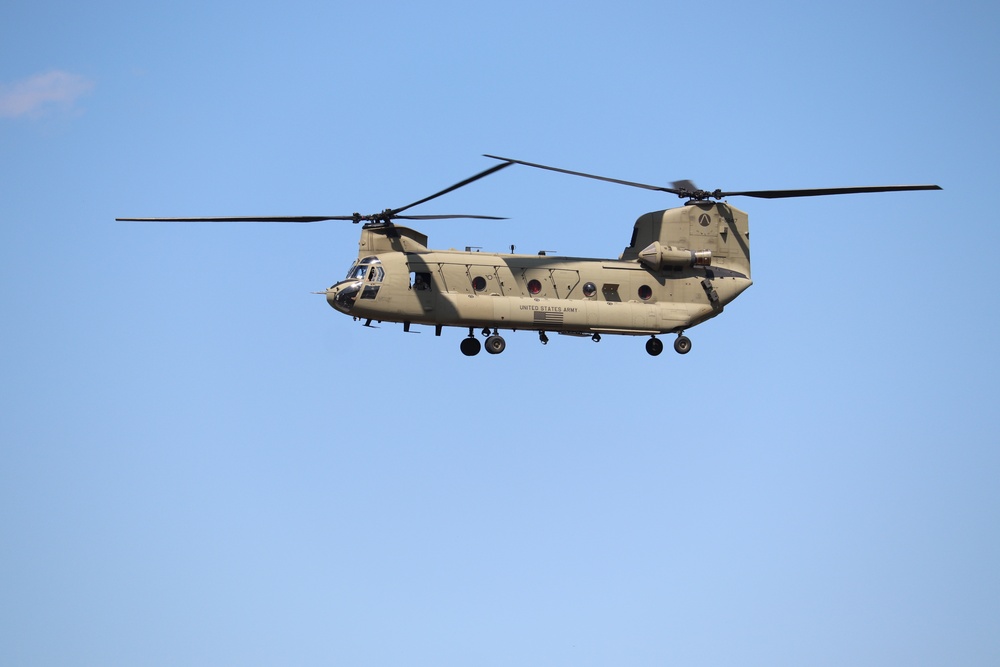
xmin=0 ymin=70 xmax=95 ymax=118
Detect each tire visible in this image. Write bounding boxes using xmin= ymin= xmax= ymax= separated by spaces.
xmin=460 ymin=337 xmax=482 ymax=356
xmin=485 ymin=335 xmax=506 ymax=355
xmin=646 ymin=337 xmax=664 ymax=356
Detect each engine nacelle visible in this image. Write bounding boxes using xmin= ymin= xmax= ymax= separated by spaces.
xmin=637 ymin=242 xmax=712 ymax=270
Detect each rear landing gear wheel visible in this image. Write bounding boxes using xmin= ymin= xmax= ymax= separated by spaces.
xmin=646 ymin=337 xmax=664 ymax=356
xmin=674 ymin=335 xmax=692 ymax=355
xmin=460 ymin=337 xmax=482 ymax=356
xmin=485 ymin=335 xmax=506 ymax=355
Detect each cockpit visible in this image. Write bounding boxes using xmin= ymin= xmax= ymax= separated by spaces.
xmin=328 ymin=256 xmax=384 ymax=314
xmin=344 ymin=256 xmax=384 ymax=283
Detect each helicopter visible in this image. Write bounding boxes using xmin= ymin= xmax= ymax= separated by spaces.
xmin=117 ymin=156 xmax=941 ymax=357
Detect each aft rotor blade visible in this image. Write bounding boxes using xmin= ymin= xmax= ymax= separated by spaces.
xmin=484 ymin=154 xmax=684 ymax=195
xmin=397 ymin=214 xmax=508 ymax=220
xmin=391 ymin=161 xmax=513 ymax=216
xmin=116 ymin=215 xmax=354 ymax=223
xmin=720 ymin=184 xmax=943 ymax=199
xmin=488 ymin=154 xmax=943 ymax=201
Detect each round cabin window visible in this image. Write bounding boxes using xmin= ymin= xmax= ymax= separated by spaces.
xmin=527 ymin=279 xmax=542 ymax=295
xmin=638 ymin=285 xmax=653 ymax=300
xmin=583 ymin=282 xmax=597 ymax=297
xmin=472 ymin=276 xmax=487 ymax=292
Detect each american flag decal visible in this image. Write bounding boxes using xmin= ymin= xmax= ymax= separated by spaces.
xmin=534 ymin=311 xmax=564 ymax=325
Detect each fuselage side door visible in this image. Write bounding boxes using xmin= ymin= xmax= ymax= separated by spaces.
xmin=360 ymin=259 xmax=384 ymax=300
xmin=551 ymin=269 xmax=580 ymax=299
xmin=521 ymin=267 xmax=553 ymax=298
xmin=407 ymin=258 xmax=435 ymax=312
xmin=469 ymin=265 xmax=503 ymax=295
xmin=494 ymin=264 xmax=517 ymax=296
xmin=440 ymin=263 xmax=472 ymax=294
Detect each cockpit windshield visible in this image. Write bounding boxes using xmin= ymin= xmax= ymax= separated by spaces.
xmin=345 ymin=256 xmax=383 ymax=282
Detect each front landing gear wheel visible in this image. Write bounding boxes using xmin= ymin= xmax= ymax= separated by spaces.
xmin=485 ymin=335 xmax=506 ymax=355
xmin=460 ymin=337 xmax=482 ymax=356
xmin=645 ymin=337 xmax=664 ymax=356
xmin=674 ymin=335 xmax=692 ymax=355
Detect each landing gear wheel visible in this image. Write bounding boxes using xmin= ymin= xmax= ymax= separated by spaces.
xmin=674 ymin=335 xmax=692 ymax=355
xmin=645 ymin=337 xmax=664 ymax=356
xmin=485 ymin=335 xmax=506 ymax=355
xmin=460 ymin=337 xmax=482 ymax=356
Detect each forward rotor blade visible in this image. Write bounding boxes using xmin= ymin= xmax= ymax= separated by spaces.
xmin=391 ymin=161 xmax=513 ymax=216
xmin=116 ymin=215 xmax=353 ymax=223
xmin=119 ymin=162 xmax=513 ymax=224
xmin=484 ymin=154 xmax=683 ymax=195
xmin=720 ymin=184 xmax=943 ymax=199
xmin=118 ymin=212 xmax=508 ymax=223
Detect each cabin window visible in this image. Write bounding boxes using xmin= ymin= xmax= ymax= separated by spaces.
xmin=411 ymin=272 xmax=432 ymax=291
xmin=527 ymin=279 xmax=542 ymax=295
xmin=638 ymin=285 xmax=653 ymax=300
xmin=472 ymin=276 xmax=487 ymax=292
xmin=583 ymin=282 xmax=597 ymax=297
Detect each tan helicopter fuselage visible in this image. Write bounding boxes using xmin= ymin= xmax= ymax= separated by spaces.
xmin=116 ymin=156 xmax=938 ymax=356
xmin=326 ymin=201 xmax=753 ymax=343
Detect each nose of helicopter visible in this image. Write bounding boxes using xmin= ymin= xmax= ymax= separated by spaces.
xmin=327 ymin=280 xmax=362 ymax=313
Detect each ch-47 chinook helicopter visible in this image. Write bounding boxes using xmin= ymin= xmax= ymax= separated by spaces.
xmin=118 ymin=156 xmax=940 ymax=357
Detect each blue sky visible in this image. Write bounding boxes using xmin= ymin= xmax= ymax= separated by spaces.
xmin=2 ymin=1 xmax=998 ymax=665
